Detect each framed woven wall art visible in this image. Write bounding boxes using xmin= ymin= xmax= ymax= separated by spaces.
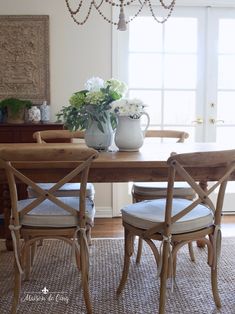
xmin=0 ymin=15 xmax=50 ymax=104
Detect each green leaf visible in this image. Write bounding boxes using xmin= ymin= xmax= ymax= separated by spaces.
xmin=97 ymin=120 xmax=104 ymax=132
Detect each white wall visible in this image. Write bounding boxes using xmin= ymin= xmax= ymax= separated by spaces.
xmin=0 ymin=0 xmax=112 ymax=118
xmin=0 ymin=0 xmax=114 ymax=216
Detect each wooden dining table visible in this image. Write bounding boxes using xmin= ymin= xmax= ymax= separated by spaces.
xmin=0 ymin=139 xmax=234 ymax=250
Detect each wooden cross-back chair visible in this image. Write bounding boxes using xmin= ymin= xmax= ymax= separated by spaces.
xmin=29 ymin=129 xmax=95 ymax=199
xmin=33 ymin=129 xmax=85 ymax=144
xmin=144 ymin=129 xmax=189 ymax=141
xmin=30 ymin=130 xmax=96 ymax=245
xmin=0 ymin=144 xmax=98 ymax=314
xmin=132 ymin=130 xmax=196 ymax=263
xmin=117 ymin=149 xmax=235 ymax=314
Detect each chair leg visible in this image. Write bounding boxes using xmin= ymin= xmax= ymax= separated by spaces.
xmin=137 ymin=240 xmax=195 ymax=266
xmin=136 ymin=237 xmax=143 ymax=264
xmin=211 ymin=265 xmax=221 ymax=308
xmin=11 ymin=261 xmax=22 ymax=314
xmin=172 ymin=255 xmax=177 ymax=278
xmin=75 ymin=246 xmax=81 ymax=270
xmin=159 ymin=241 xmax=169 ymax=314
xmin=86 ymin=228 xmax=92 ymax=246
xmin=81 ymin=270 xmax=92 ymax=314
xmin=23 ymin=238 xmax=39 ymax=281
xmin=117 ymin=228 xmax=133 ymax=295
xmin=188 ymin=242 xmax=195 ymax=262
xmin=38 ymin=239 xmax=43 ymax=246
xmin=24 ymin=244 xmax=31 ymax=281
xmin=80 ymin=235 xmax=92 ymax=313
xmin=10 ymin=229 xmax=23 ymax=314
xmin=30 ymin=241 xmax=38 ymax=267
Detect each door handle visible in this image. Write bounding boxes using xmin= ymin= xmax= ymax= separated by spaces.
xmin=209 ymin=118 xmax=224 ymax=124
xmin=192 ymin=118 xmax=203 ymax=124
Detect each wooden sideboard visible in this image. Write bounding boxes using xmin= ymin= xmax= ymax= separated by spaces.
xmin=0 ymin=122 xmax=64 ymax=143
xmin=0 ymin=122 xmax=64 ymax=239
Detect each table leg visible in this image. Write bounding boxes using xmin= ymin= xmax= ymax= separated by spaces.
xmin=196 ymin=180 xmax=208 ymax=248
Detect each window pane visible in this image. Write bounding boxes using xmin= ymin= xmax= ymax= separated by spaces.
xmin=219 ymin=19 xmax=235 ymax=53
xmin=164 ymin=55 xmax=197 ymax=88
xmin=129 ymin=53 xmax=162 ymax=88
xmin=129 ymin=17 xmax=163 ymax=52
xmin=129 ymin=90 xmax=162 ymax=125
xmin=165 ymin=18 xmax=197 ymax=53
xmin=164 ymin=91 xmax=196 ymax=124
xmin=218 ymin=56 xmax=235 ymax=89
xmin=217 ymin=92 xmax=235 ymax=124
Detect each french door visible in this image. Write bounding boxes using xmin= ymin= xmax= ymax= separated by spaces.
xmin=112 ymin=3 xmax=235 ymax=215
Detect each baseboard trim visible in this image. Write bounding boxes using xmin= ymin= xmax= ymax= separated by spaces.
xmin=223 ymin=212 xmax=235 ymax=215
xmin=95 ymin=206 xmax=113 ymax=218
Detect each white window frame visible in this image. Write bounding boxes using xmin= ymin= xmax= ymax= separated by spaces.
xmin=111 ymin=0 xmax=235 ymax=216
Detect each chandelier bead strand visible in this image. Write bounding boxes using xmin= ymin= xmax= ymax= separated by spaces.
xmin=65 ymin=0 xmax=177 ymax=30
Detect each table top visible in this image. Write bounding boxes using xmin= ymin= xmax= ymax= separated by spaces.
xmin=95 ymin=140 xmax=233 ymax=168
xmin=0 ymin=140 xmax=233 ymax=182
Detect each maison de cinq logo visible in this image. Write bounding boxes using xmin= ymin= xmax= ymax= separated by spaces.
xmin=21 ymin=286 xmax=69 ymax=304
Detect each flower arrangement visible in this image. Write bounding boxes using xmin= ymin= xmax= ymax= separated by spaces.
xmin=56 ymin=77 xmax=127 ymax=132
xmin=110 ymin=98 xmax=146 ymax=119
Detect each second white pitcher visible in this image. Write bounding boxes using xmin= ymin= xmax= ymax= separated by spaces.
xmin=114 ymin=112 xmax=150 ymax=151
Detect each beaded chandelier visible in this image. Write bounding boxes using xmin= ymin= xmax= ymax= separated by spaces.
xmin=65 ymin=0 xmax=176 ymax=31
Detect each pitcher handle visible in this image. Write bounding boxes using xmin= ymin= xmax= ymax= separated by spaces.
xmin=141 ymin=112 xmax=150 ymax=137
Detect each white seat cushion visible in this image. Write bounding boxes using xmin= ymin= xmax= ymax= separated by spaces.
xmin=27 ymin=182 xmax=95 ymax=199
xmin=133 ymin=182 xmax=195 ymax=198
xmin=122 ymin=198 xmax=213 ymax=234
xmin=18 ymin=197 xmax=95 ymax=228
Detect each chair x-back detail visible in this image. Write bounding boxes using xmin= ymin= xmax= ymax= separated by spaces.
xmin=117 ymin=149 xmax=235 ymax=314
xmin=30 ymin=130 xmax=94 ymax=197
xmin=132 ymin=130 xmax=196 ymax=263
xmin=0 ymin=144 xmax=98 ymax=314
xmin=30 ymin=130 xmax=96 ymax=244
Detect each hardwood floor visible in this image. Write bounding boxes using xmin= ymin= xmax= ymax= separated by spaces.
xmin=92 ymin=218 xmax=124 ymax=238
xmin=92 ymin=215 xmax=235 ymax=238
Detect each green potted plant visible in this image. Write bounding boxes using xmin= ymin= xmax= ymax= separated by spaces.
xmin=0 ymin=98 xmax=32 ymax=124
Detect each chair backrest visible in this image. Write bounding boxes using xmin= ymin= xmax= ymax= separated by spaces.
xmin=33 ymin=130 xmax=85 ymax=143
xmin=159 ymin=149 xmax=235 ymax=236
xmin=0 ymin=144 xmax=98 ymax=228
xmin=145 ymin=130 xmax=189 ymax=143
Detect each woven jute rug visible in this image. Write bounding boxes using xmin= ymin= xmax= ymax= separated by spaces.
xmin=0 ymin=238 xmax=235 ymax=314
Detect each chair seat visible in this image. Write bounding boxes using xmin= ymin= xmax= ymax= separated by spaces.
xmin=122 ymin=198 xmax=213 ymax=234
xmin=133 ymin=182 xmax=195 ymax=198
xmin=27 ymin=182 xmax=95 ymax=199
xmin=18 ymin=197 xmax=95 ymax=228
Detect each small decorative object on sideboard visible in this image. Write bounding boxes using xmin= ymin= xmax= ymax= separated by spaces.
xmin=40 ymin=100 xmax=50 ymax=122
xmin=0 ymin=98 xmax=32 ymax=124
xmin=28 ymin=105 xmax=41 ymax=123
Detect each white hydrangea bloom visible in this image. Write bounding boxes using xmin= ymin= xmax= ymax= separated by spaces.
xmin=85 ymin=77 xmax=104 ymax=92
xmin=110 ymin=98 xmax=146 ymax=118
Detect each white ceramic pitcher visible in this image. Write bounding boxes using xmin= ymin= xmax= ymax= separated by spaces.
xmin=114 ymin=112 xmax=150 ymax=151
